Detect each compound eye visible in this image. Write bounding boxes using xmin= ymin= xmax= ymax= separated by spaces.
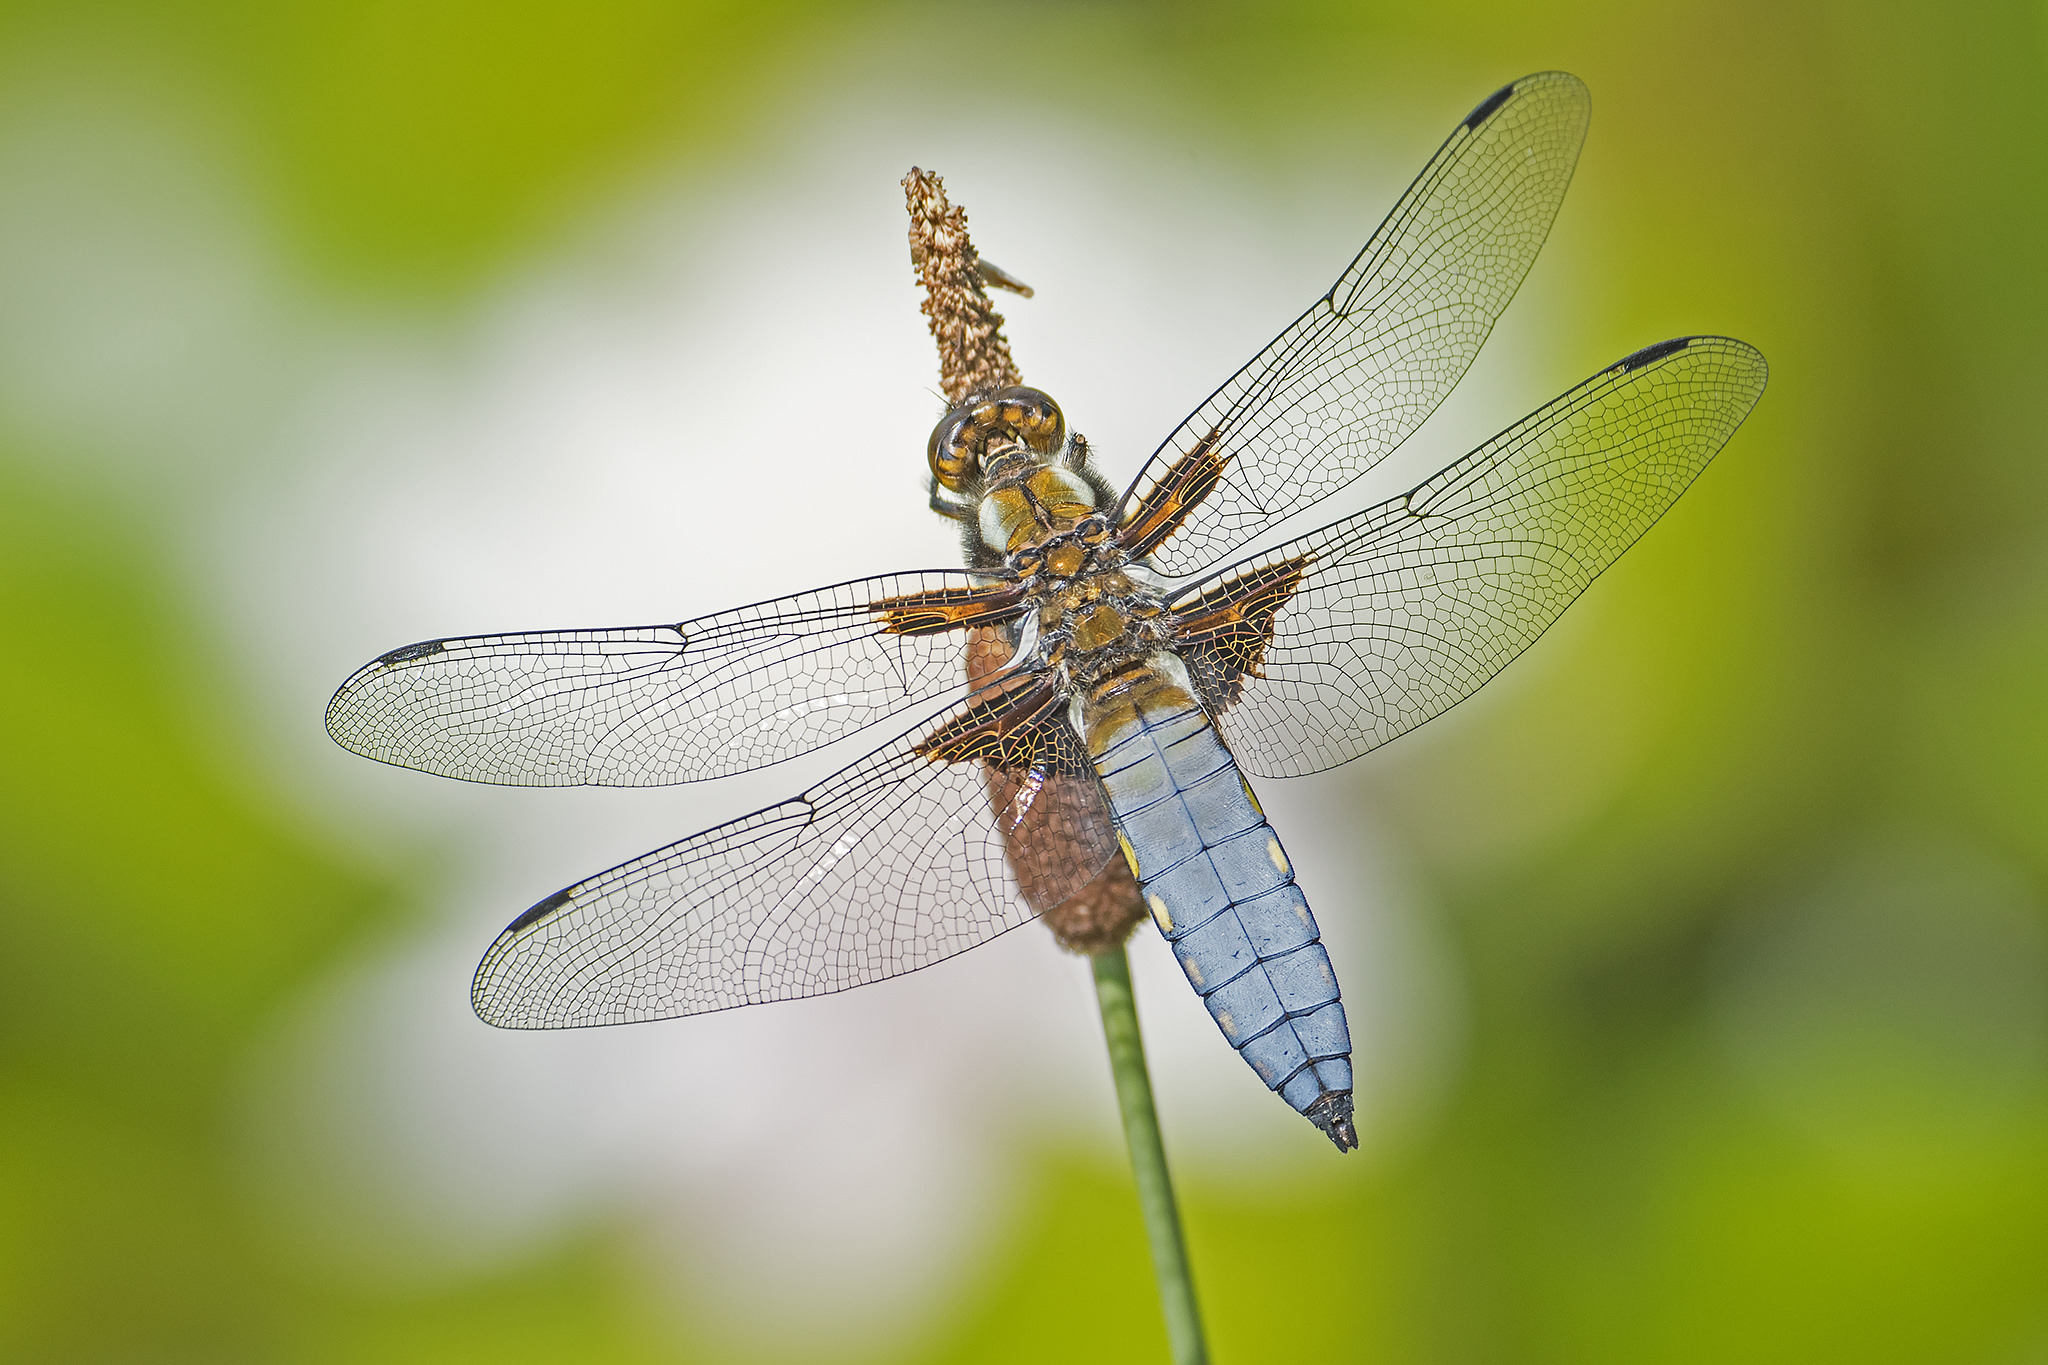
xmin=989 ymin=386 xmax=1066 ymax=455
xmin=927 ymin=409 xmax=979 ymax=490
xmin=1075 ymin=514 xmax=1111 ymax=545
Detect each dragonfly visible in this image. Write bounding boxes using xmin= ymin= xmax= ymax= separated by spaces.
xmin=326 ymin=72 xmax=1766 ymax=1152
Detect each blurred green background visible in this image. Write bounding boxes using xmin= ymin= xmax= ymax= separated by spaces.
xmin=5 ymin=1 xmax=2048 ymax=1361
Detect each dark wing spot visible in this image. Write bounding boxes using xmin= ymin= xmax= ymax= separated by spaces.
xmin=1617 ymin=337 xmax=1692 ymax=372
xmin=507 ymin=887 xmax=574 ymax=934
xmin=1464 ymin=81 xmax=1515 ymax=130
xmin=378 ymin=638 xmax=446 ymax=665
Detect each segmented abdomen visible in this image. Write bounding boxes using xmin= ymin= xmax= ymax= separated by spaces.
xmin=1087 ymin=687 xmax=1353 ymax=1133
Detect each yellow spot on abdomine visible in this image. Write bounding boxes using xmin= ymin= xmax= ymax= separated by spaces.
xmin=1148 ymin=893 xmax=1173 ymax=932
xmin=1267 ymin=838 xmax=1290 ymax=875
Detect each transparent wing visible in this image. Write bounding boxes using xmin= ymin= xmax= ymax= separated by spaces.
xmin=1118 ymin=71 xmax=1590 ymax=577
xmin=470 ymin=683 xmax=1115 ymax=1028
xmin=962 ymin=626 xmax=1124 ymax=914
xmin=1174 ymin=336 xmax=1769 ymax=778
xmin=325 ymin=570 xmax=1026 ymax=787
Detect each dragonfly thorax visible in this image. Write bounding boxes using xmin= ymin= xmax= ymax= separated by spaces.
xmin=926 ymin=385 xmax=1121 ymax=568
xmin=977 ymin=454 xmax=1102 ymax=556
xmin=1009 ymin=521 xmax=1173 ymax=689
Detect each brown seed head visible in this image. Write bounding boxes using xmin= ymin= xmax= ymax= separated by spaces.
xmin=903 ymin=167 xmax=1023 ymax=405
xmin=1039 ymin=856 xmax=1149 ymax=954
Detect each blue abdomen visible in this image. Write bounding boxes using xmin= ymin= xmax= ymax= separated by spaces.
xmin=1087 ymin=685 xmax=1356 ymax=1149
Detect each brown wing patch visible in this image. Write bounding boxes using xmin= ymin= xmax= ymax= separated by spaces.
xmin=911 ymin=639 xmax=1121 ymax=916
xmin=1172 ymin=555 xmax=1311 ymax=712
xmin=1119 ymin=426 xmax=1229 ymax=558
xmin=914 ymin=670 xmax=1073 ymax=770
xmin=870 ymin=581 xmax=1028 ymax=636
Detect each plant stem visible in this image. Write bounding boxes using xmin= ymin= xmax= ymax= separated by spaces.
xmin=1091 ymin=945 xmax=1209 ymax=1365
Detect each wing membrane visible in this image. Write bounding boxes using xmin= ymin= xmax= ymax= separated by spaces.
xmin=325 ymin=571 xmax=1024 ymax=787
xmin=1176 ymin=336 xmax=1768 ymax=777
xmin=1120 ymin=71 xmax=1590 ymax=576
xmin=471 ymin=678 xmax=1115 ymax=1028
xmin=961 ymin=625 xmax=1123 ymax=913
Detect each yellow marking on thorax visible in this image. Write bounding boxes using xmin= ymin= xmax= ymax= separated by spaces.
xmin=980 ymin=487 xmax=1038 ymax=554
xmin=1045 ymin=543 xmax=1086 ymax=578
xmin=1070 ymin=603 xmax=1129 ymax=653
xmin=1024 ymin=467 xmax=1095 ymax=522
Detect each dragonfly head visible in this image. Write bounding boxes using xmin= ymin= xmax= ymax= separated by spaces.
xmin=927 ymin=385 xmax=1066 ymax=492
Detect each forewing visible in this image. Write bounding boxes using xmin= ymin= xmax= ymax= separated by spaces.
xmin=325 ymin=571 xmax=1024 ymax=787
xmin=1176 ymin=336 xmax=1769 ymax=778
xmin=471 ymin=680 xmax=1110 ymax=1027
xmin=1120 ymin=71 xmax=1590 ymax=576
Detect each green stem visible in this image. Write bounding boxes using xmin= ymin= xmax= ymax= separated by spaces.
xmin=1091 ymin=945 xmax=1209 ymax=1365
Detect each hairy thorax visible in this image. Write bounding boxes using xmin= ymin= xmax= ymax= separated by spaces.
xmin=925 ymin=384 xmax=1207 ymax=744
xmin=983 ymin=455 xmax=1202 ymax=758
